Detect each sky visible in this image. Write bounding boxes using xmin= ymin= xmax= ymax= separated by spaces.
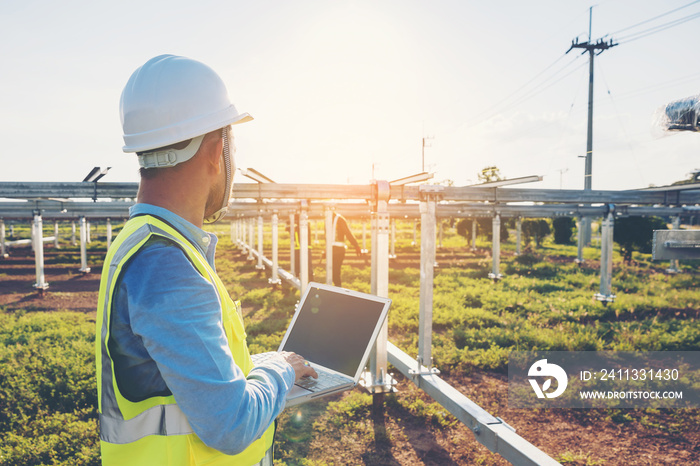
xmin=1 ymin=0 xmax=699 ymax=191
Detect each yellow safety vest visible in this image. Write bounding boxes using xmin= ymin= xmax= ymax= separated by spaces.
xmin=95 ymin=215 xmax=275 ymax=465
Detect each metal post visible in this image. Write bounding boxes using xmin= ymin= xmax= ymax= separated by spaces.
xmin=471 ymin=218 xmax=477 ymax=251
xmin=256 ymin=214 xmax=265 ymax=270
xmin=488 ymin=214 xmax=502 ymax=281
xmin=389 ymin=218 xmax=397 ymax=259
xmin=106 ymin=218 xmax=113 ymax=249
xmin=236 ymin=218 xmax=242 ymax=247
xmin=30 ymin=219 xmax=35 ymax=252
xmin=361 ymin=221 xmax=368 ymax=253
xmin=418 ymin=193 xmax=437 ymax=373
xmin=240 ymin=217 xmax=247 ymax=252
xmin=53 ymin=220 xmax=60 ymax=249
xmin=269 ymin=212 xmax=281 ymax=285
xmin=247 ymin=218 xmax=255 ymax=260
xmin=516 ymin=217 xmax=522 ymax=255
xmin=33 ymin=213 xmax=49 ymax=291
xmin=71 ymin=221 xmax=76 ymax=246
xmin=79 ymin=216 xmax=90 ymax=274
xmin=289 ymin=213 xmax=296 ymax=278
xmin=325 ymin=207 xmax=333 ymax=285
xmin=576 ymin=216 xmax=585 ymax=264
xmin=362 ymin=180 xmax=396 ymax=397
xmin=580 ymin=216 xmax=591 ymax=248
xmin=595 ymin=206 xmax=615 ymax=303
xmin=87 ymin=221 xmax=91 ymax=243
xmin=0 ymin=219 xmax=6 ymax=258
xmin=667 ymin=216 xmax=681 ymax=273
xmin=300 ymin=206 xmax=310 ymax=293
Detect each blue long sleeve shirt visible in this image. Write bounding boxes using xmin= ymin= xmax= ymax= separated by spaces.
xmin=109 ymin=203 xmax=295 ymax=455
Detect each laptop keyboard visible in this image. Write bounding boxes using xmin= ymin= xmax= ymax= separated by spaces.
xmin=251 ymin=352 xmax=352 ymax=393
xmin=295 ymin=368 xmax=350 ymax=392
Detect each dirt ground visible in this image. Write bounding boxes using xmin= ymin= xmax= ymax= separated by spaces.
xmin=1 ymin=244 xmax=699 ymax=465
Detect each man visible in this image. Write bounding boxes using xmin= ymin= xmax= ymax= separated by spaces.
xmin=329 ymin=212 xmax=364 ymax=287
xmin=95 ymin=55 xmax=316 ymax=466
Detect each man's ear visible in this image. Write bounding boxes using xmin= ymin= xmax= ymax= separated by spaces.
xmin=200 ymin=130 xmax=224 ymax=174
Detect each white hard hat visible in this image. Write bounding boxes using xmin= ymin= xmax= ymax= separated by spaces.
xmin=120 ymin=54 xmax=252 ymax=154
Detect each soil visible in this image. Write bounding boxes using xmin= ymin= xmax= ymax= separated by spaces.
xmin=1 ymin=244 xmax=698 ymax=465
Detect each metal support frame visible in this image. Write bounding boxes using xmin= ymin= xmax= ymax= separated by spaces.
xmin=247 ymin=219 xmax=255 ymax=261
xmin=515 ymin=217 xmax=522 ymax=255
xmin=6 ymin=179 xmax=698 ymax=465
xmin=300 ymin=204 xmax=310 ymax=293
xmin=595 ymin=205 xmax=615 ymax=303
xmin=256 ymin=214 xmax=265 ymax=270
xmin=580 ymin=216 xmax=591 ymax=247
xmin=417 ymin=189 xmax=440 ymax=376
xmin=666 ymin=216 xmax=681 ymax=274
xmin=269 ymin=212 xmax=281 ymax=285
xmin=32 ymin=213 xmax=49 ymax=291
xmin=471 ymin=218 xmax=477 ymax=251
xmin=79 ymin=216 xmax=90 ymax=274
xmin=106 ymin=218 xmax=113 ymax=249
xmin=362 ymin=180 xmax=397 ymax=395
xmin=361 ymin=221 xmax=368 ymax=253
xmin=389 ymin=218 xmax=397 ymax=259
xmin=238 ymin=218 xmax=246 ymax=252
xmin=53 ymin=220 xmax=60 ymax=249
xmin=325 ymin=206 xmax=334 ymax=285
xmin=387 ymin=342 xmax=560 ymax=466
xmin=87 ymin=221 xmax=91 ymax=243
xmin=71 ymin=221 xmax=76 ymax=246
xmin=289 ymin=213 xmax=296 ymax=279
xmin=488 ymin=214 xmax=503 ymax=281
xmin=0 ymin=220 xmax=6 ymax=258
xmin=30 ymin=219 xmax=35 ymax=252
xmin=576 ymin=215 xmax=585 ymax=264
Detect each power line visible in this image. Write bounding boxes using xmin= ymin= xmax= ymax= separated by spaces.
xmin=608 ymin=0 xmax=700 ymax=36
xmin=469 ymin=53 xmax=570 ymax=122
xmin=617 ymin=11 xmax=700 ymax=43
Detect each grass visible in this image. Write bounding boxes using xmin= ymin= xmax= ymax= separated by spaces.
xmin=1 ymin=218 xmax=698 ymax=464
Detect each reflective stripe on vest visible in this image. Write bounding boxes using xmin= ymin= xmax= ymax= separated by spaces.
xmin=96 ymin=215 xmax=274 ymax=465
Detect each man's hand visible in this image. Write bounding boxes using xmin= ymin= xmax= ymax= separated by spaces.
xmin=280 ymin=351 xmax=318 ymax=382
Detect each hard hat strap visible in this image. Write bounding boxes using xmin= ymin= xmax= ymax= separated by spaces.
xmin=137 ymin=135 xmax=205 ymax=169
xmin=204 ymin=126 xmax=233 ymax=224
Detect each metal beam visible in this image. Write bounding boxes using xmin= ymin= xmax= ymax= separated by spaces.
xmin=387 ymin=342 xmax=561 ymax=466
xmin=4 ymin=181 xmax=700 ymax=206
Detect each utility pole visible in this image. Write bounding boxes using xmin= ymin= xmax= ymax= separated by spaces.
xmin=422 ymin=135 xmax=433 ymax=172
xmin=566 ymin=7 xmax=617 ymax=244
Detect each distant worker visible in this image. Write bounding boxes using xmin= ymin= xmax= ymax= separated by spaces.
xmin=96 ymin=55 xmax=316 ymax=466
xmin=329 ymin=212 xmax=364 ymax=287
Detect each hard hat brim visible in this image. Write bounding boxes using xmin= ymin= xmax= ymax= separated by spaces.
xmin=122 ymin=108 xmax=253 ymax=153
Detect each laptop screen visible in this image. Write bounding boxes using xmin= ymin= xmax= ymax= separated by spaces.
xmin=281 ymin=284 xmax=388 ymax=378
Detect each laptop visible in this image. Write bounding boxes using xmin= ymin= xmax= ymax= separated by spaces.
xmin=251 ymin=282 xmax=391 ymax=407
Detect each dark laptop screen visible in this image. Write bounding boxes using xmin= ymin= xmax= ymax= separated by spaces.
xmin=281 ymin=285 xmax=387 ymax=377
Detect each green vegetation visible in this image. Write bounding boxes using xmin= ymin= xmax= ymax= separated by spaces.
xmin=0 ymin=310 xmax=99 ymax=466
xmin=1 ymin=218 xmax=698 ymax=464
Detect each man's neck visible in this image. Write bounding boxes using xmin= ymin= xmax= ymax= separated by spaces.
xmin=137 ymin=176 xmax=206 ymax=228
